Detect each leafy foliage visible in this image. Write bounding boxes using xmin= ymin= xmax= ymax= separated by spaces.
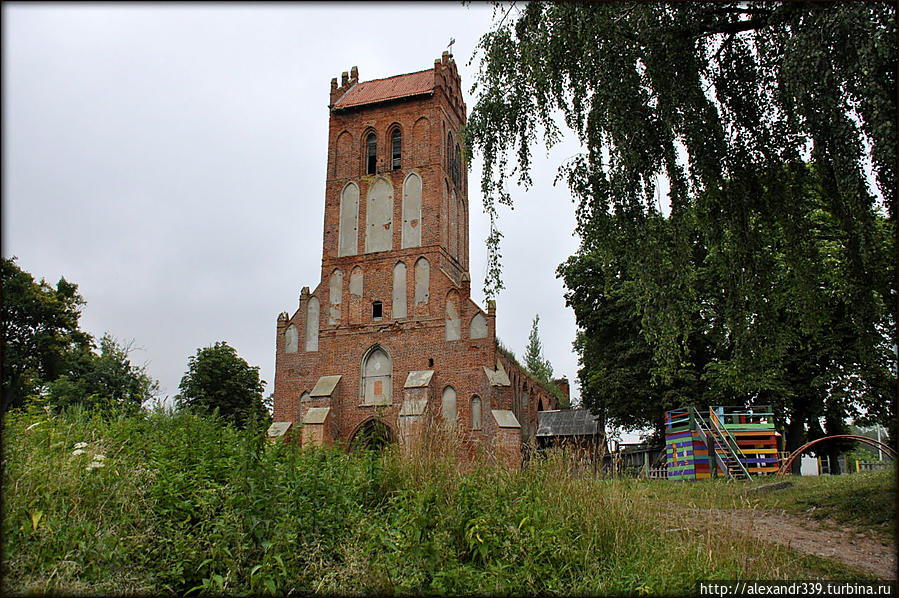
xmin=466 ymin=2 xmax=897 ymax=383
xmin=47 ymin=335 xmax=159 ymax=413
xmin=176 ymin=342 xmax=268 ymax=428
xmin=1 ymin=257 xmax=91 ymax=410
xmin=559 ymin=172 xmax=896 ymax=447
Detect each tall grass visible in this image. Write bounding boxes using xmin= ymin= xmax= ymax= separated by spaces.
xmin=2 ymin=408 xmax=883 ymax=595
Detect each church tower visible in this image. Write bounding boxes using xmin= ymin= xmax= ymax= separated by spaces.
xmin=271 ymin=54 xmax=559 ymax=464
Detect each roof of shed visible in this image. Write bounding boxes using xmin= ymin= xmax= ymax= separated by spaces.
xmin=536 ymin=409 xmax=603 ymax=437
xmin=333 ymin=69 xmax=434 ymax=109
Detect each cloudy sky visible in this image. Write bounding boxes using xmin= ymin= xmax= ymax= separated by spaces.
xmin=3 ymin=3 xmax=587 ymax=407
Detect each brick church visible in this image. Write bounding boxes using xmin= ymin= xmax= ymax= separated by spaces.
xmin=271 ymin=53 xmax=562 ymax=466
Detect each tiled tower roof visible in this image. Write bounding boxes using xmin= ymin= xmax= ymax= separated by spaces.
xmin=333 ymin=69 xmax=434 ymax=110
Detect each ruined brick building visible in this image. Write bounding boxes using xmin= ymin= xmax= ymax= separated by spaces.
xmin=271 ymin=54 xmax=562 ymax=466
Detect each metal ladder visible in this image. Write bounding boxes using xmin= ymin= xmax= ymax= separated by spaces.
xmin=694 ymin=409 xmax=751 ymax=480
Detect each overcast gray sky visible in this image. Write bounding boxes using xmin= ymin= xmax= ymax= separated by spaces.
xmin=3 ymin=2 xmax=586 ymax=407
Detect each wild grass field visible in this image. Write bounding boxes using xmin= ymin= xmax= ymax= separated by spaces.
xmin=2 ymin=407 xmax=894 ymax=595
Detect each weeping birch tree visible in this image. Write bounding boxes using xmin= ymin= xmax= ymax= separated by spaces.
xmin=465 ymin=2 xmax=896 ymax=443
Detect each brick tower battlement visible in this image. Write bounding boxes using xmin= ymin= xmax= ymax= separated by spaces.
xmin=271 ymin=55 xmax=559 ymax=464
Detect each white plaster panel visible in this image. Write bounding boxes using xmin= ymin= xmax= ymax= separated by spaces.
xmin=402 ymin=173 xmax=422 ymax=248
xmin=329 ymin=269 xmax=343 ymax=325
xmin=441 ymin=386 xmax=457 ymax=426
xmin=349 ymin=267 xmax=363 ymax=297
xmin=366 ymin=178 xmax=393 ymax=253
xmin=414 ymin=257 xmax=430 ymax=314
xmin=338 ymin=183 xmax=359 ymax=257
xmin=471 ymin=396 xmax=482 ymax=430
xmin=469 ymin=313 xmax=488 ymax=339
xmin=284 ymin=324 xmax=298 ymax=353
xmin=445 ymin=293 xmax=461 ymax=341
xmin=305 ymin=296 xmax=320 ymax=351
xmin=392 ymin=261 xmax=407 ymax=319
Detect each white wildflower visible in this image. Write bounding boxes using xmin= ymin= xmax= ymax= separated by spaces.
xmin=86 ymin=461 xmax=105 ymax=470
xmin=72 ymin=449 xmax=87 ymax=456
xmin=26 ymin=421 xmax=43 ymax=431
xmin=73 ymin=442 xmax=88 ymax=449
xmin=93 ymin=454 xmax=106 ymax=461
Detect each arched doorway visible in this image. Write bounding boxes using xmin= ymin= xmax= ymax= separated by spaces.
xmin=349 ymin=418 xmax=394 ymax=451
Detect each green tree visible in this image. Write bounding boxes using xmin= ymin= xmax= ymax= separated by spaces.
xmin=47 ymin=334 xmax=159 ymax=412
xmin=522 ymin=315 xmax=571 ymax=408
xmin=559 ymin=173 xmax=896 ymax=455
xmin=176 ymin=342 xmax=268 ymax=428
xmin=524 ymin=315 xmax=553 ymax=383
xmin=559 ymin=212 xmax=716 ymax=441
xmin=466 ymin=2 xmax=896 ymax=384
xmin=1 ymin=257 xmax=92 ymax=411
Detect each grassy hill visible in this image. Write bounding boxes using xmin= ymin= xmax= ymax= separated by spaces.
xmin=3 ymin=407 xmax=893 ymax=595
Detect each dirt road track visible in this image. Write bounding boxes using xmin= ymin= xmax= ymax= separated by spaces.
xmin=694 ymin=508 xmax=896 ymax=579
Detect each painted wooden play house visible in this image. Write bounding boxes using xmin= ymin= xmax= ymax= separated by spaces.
xmin=665 ymin=406 xmax=781 ymax=481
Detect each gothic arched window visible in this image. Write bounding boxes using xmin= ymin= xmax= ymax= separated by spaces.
xmin=362 ymin=345 xmax=392 ymax=405
xmin=391 ymin=128 xmax=402 ymax=170
xmin=366 ymin=133 xmax=377 ymax=174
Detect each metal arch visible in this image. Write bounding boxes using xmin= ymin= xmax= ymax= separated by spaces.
xmin=776 ymin=434 xmax=897 ymax=476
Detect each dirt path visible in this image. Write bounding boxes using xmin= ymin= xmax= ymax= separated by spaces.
xmin=690 ymin=508 xmax=897 ymax=579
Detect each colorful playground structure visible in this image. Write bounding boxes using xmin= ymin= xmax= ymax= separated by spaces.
xmin=665 ymin=406 xmax=782 ymax=481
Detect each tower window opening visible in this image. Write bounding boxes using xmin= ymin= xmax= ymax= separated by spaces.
xmin=391 ymin=129 xmax=402 ymax=169
xmin=372 ymin=301 xmax=383 ymax=320
xmin=366 ymin=133 xmax=377 ymax=174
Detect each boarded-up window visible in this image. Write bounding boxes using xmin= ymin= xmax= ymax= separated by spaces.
xmin=335 ymin=131 xmax=353 ymax=178
xmin=328 ymin=269 xmax=343 ymax=325
xmin=392 ymin=261 xmax=407 ymax=319
xmin=284 ymin=324 xmax=298 ymax=353
xmin=458 ymin=195 xmax=466 ymax=266
xmin=446 ymin=132 xmax=453 ymax=172
xmin=366 ymin=178 xmax=393 ymax=253
xmin=445 ymin=290 xmax=461 ymax=341
xmin=402 ymin=173 xmax=422 ymax=248
xmin=412 ymin=117 xmax=430 ymax=165
xmin=471 ymin=396 xmax=482 ymax=430
xmin=442 ymin=386 xmax=457 ymax=426
xmin=305 ymin=296 xmax=320 ymax=352
xmin=362 ymin=346 xmax=391 ymax=405
xmin=469 ymin=313 xmax=487 ymax=339
xmin=414 ymin=257 xmax=430 ymax=315
xmin=338 ymin=183 xmax=359 ymax=257
xmin=448 ymin=190 xmax=458 ymax=259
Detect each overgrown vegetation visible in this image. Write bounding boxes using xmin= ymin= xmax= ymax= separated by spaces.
xmin=3 ymin=408 xmax=889 ymax=595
